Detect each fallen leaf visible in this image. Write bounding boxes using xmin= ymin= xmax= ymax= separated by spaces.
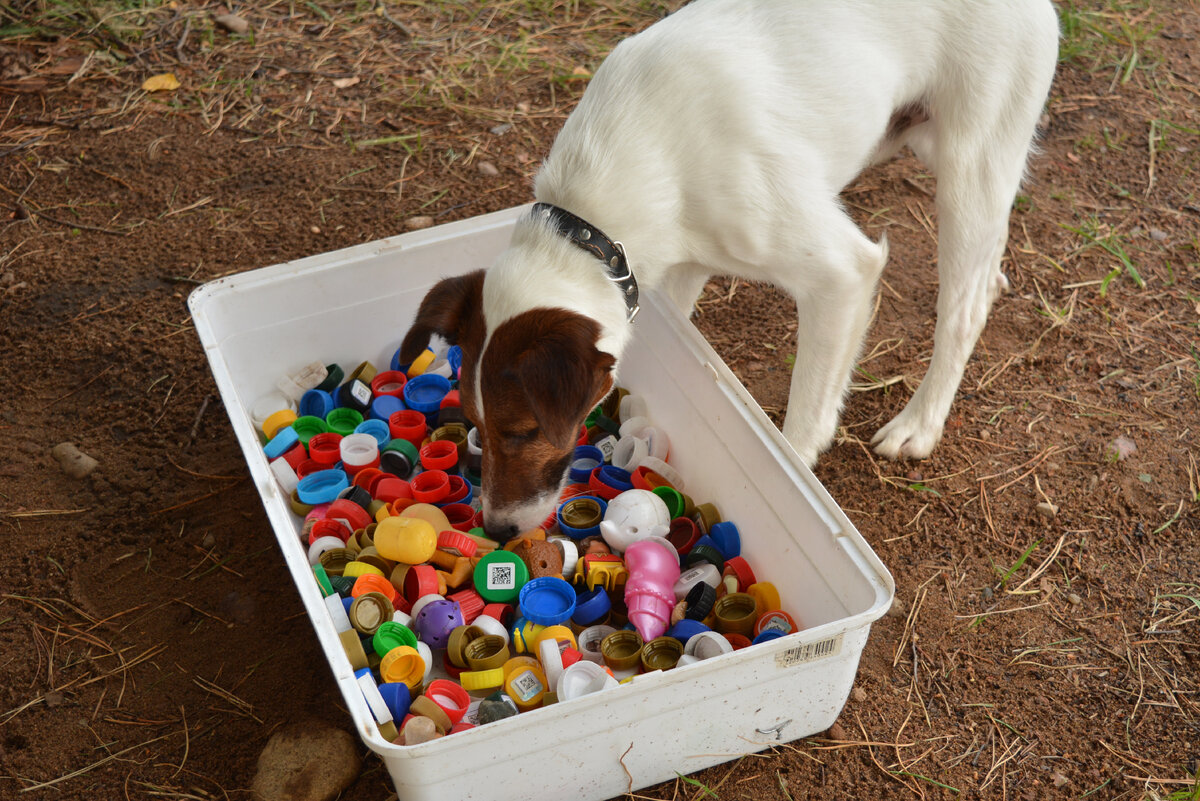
xmin=142 ymin=72 xmax=181 ymax=92
xmin=332 ymin=76 xmax=360 ymax=89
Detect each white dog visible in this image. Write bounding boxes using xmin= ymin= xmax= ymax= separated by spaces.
xmin=402 ymin=0 xmax=1059 ymax=541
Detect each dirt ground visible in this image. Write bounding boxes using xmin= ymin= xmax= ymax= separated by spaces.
xmin=1 ymin=1 xmax=1198 ymax=799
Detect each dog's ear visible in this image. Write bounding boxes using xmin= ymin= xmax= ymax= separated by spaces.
xmin=399 ymin=270 xmax=485 ymax=363
xmin=516 ymin=316 xmax=616 ymax=450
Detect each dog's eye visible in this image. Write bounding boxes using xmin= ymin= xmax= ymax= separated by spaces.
xmin=502 ymin=427 xmax=541 ymax=445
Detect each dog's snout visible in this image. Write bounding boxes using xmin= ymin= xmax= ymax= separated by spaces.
xmin=484 ymin=522 xmax=521 ymax=544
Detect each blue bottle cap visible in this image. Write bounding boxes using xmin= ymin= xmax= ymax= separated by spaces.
xmin=354 ymin=418 xmax=391 ymax=448
xmin=378 ymin=682 xmax=412 ymax=721
xmin=708 ymin=521 xmax=741 ymax=559
xmin=571 ymin=586 xmax=612 ymax=625
xmin=556 ymin=495 xmax=608 ymax=540
xmin=596 ymin=464 xmax=633 ymax=492
xmin=263 ymin=426 xmax=300 ymax=459
xmin=299 ymin=388 xmax=335 ymax=418
xmin=667 ymin=618 xmax=710 ymax=643
xmin=368 ymin=394 xmax=405 ymax=422
xmin=403 ymin=373 xmax=452 ymax=416
xmin=447 ymin=345 xmax=463 ymax=378
xmin=518 ymin=577 xmax=577 ymax=626
xmin=296 ymin=469 xmax=350 ymax=504
xmin=569 ymin=445 xmax=604 ymax=484
xmin=390 ymin=345 xmax=405 ymax=373
xmin=752 ymin=629 xmax=787 ymax=645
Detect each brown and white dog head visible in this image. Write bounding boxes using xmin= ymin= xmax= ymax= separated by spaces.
xmin=399 ymin=268 xmax=615 ymax=542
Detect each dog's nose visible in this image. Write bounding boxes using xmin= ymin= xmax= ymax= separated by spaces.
xmin=484 ymin=522 xmax=520 ymax=544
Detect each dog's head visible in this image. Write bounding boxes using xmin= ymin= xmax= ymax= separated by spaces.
xmin=400 ymin=269 xmax=615 ymax=542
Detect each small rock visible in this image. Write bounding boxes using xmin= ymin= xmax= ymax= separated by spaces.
xmin=886 ymin=596 xmax=906 ymax=618
xmin=1149 ymin=229 xmax=1167 ymax=242
xmin=827 ymin=721 xmax=847 ymax=741
xmin=214 ymin=13 xmax=249 ymax=35
xmin=851 ymin=686 xmax=867 ymax=703
xmin=405 ymin=215 xmax=433 ymax=231
xmin=51 ymin=443 xmax=98 ymax=479
xmin=44 ymin=691 xmax=64 ymax=708
xmin=401 ymin=716 xmax=441 ymax=745
xmin=981 ymin=586 xmax=994 ymax=600
xmin=477 ymin=161 xmax=499 ymax=177
xmin=905 ymin=470 xmax=923 ymax=482
xmin=1051 ymin=772 xmax=1070 ymax=788
xmin=1036 ymin=501 xmax=1059 ymax=519
xmin=1107 ymin=435 xmax=1137 ymax=461
xmin=979 ymin=429 xmax=990 ymax=440
xmin=489 ymin=123 xmax=512 ymax=135
xmin=309 ymin=225 xmax=320 ymax=234
xmin=201 ymin=532 xmax=216 ymax=549
xmin=516 ymin=102 xmax=530 ymax=114
xmin=1067 ymin=592 xmax=1082 ymax=606
xmin=252 ymin=724 xmax=360 ymax=801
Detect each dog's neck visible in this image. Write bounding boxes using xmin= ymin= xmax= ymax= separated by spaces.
xmin=482 ymin=211 xmax=637 ymax=362
xmin=530 ymin=202 xmax=640 ymax=322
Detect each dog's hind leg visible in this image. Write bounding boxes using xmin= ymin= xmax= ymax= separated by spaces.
xmin=871 ymin=111 xmax=1043 ymax=460
xmin=779 ymin=207 xmax=888 ymax=467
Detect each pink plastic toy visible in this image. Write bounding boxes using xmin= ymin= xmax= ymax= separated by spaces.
xmin=623 ymin=540 xmax=681 ymax=642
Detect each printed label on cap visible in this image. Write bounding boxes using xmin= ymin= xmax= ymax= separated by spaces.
xmin=487 ymin=562 xmax=516 ymax=591
xmin=595 ymin=436 xmax=617 ymax=462
xmin=351 ymin=381 xmax=371 ymax=406
xmin=509 ymin=669 xmax=544 ymax=702
xmin=775 ymin=635 xmax=842 ymax=669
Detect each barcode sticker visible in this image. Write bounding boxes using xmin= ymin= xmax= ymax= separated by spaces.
xmin=487 ymin=563 xmax=515 ymax=590
xmin=775 ymin=635 xmax=842 ymax=668
xmin=510 ymin=670 xmax=544 ymax=702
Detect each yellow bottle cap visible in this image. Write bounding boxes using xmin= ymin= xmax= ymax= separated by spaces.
xmin=504 ymin=665 xmax=548 ymax=710
xmin=748 ymin=582 xmax=781 ymax=613
xmin=262 ymin=408 xmax=297 ymax=439
xmin=501 ymin=655 xmax=540 ymax=680
xmin=460 ymin=667 xmax=506 ymax=692
xmin=534 ymin=624 xmax=577 ymax=652
xmin=379 ymin=645 xmax=426 ymax=689
xmin=406 ymin=348 xmax=436 ymax=378
xmin=342 ymin=560 xmax=384 ymax=579
xmin=398 ymin=503 xmax=451 ymax=535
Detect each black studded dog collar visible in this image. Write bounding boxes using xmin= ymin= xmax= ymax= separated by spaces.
xmin=532 ymin=202 xmax=640 ymax=322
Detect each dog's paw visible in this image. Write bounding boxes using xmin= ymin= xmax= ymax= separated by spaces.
xmin=870 ymin=412 xmax=943 ymax=461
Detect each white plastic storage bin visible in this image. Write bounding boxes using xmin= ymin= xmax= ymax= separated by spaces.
xmin=189 ymin=205 xmax=894 ymax=801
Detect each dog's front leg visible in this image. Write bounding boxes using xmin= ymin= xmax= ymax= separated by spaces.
xmin=779 ymin=215 xmax=889 ymax=467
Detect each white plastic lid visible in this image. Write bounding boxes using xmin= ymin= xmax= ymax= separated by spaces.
xmin=324 ymin=593 xmax=352 ymax=633
xmin=472 ymin=613 xmax=510 ymax=644
xmin=250 ymin=391 xmax=294 ymax=430
xmin=555 ymin=660 xmax=618 ymax=701
xmin=357 ymin=672 xmax=393 ymax=724
xmin=577 ymin=625 xmax=617 ymax=664
xmin=618 ymin=394 xmax=648 ymax=422
xmin=684 ymin=631 xmax=733 ymax=660
xmin=611 ymin=435 xmax=649 ymax=472
xmin=673 ymin=563 xmax=721 ymax=601
xmin=307 ymin=535 xmax=347 ymax=566
xmin=270 ymin=456 xmax=300 ymax=494
xmin=538 ymin=638 xmax=565 ymax=690
xmin=340 ymin=433 xmax=380 ymax=466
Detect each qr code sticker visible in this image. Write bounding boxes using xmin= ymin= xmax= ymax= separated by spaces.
xmin=487 ymin=563 xmax=514 ymax=590
xmin=510 ymin=670 xmax=544 ymax=702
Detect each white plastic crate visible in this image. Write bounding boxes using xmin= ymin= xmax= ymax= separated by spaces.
xmin=189 ymin=205 xmax=894 ymax=801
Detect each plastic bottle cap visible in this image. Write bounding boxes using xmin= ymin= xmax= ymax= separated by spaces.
xmin=354 ymin=418 xmax=391 ymax=448
xmin=419 ymin=440 xmax=459 ymax=472
xmin=409 ymin=696 xmax=452 ymax=734
xmin=708 ymin=521 xmax=741 ymax=559
xmin=373 ymin=620 xmax=418 ymax=658
xmin=748 ymin=582 xmax=782 ymax=613
xmin=640 ymin=636 xmax=683 ymax=671
xmin=577 ymin=625 xmax=617 ymax=664
xmin=600 ymin=629 xmax=643 ymax=672
xmin=463 ymin=634 xmax=510 ymax=671
xmin=673 ymin=563 xmax=721 ymax=601
xmin=270 ymin=457 xmax=300 ymax=494
xmin=423 ymin=679 xmax=469 ymax=725
xmin=571 ymin=586 xmax=612 ymax=626
xmin=555 ymin=660 xmax=618 ymax=701
xmin=262 ymin=408 xmax=297 ymax=440
xmin=538 ymin=637 xmax=565 ymax=691
xmin=307 ymin=535 xmax=347 ymax=566
xmin=713 ymin=592 xmax=760 ymax=636
xmin=685 ymin=630 xmax=734 ymax=659
xmin=379 ymin=645 xmax=425 ymax=688
xmin=339 ymin=628 xmax=369 ymax=670
xmin=324 ymin=590 xmax=352 ymax=632
xmin=405 ymin=348 xmax=436 ymax=378
xmin=352 ymin=573 xmax=398 ymax=605
xmin=410 ymin=470 xmax=451 ymax=504
xmin=556 ymin=496 xmax=607 ymax=540
xmin=299 ymin=389 xmax=336 ymax=419
xmin=459 ymin=667 xmax=506 ymax=693
xmin=755 ymin=609 xmax=799 ymax=637
xmin=518 ymin=577 xmax=576 ymax=626
xmin=264 ymin=426 xmax=300 ymax=460
xmin=684 ymin=581 xmax=717 ymax=621
xmin=409 ymin=593 xmax=446 ymax=621
xmin=473 ymin=551 xmax=529 ymax=603
xmin=446 ymin=624 xmax=484 ymax=668
xmin=349 ymin=592 xmax=395 ymax=636
xmin=296 ymin=469 xmax=350 ymax=505
xmin=326 ymin=407 xmax=365 ymax=437
xmin=471 ymin=613 xmax=510 ymax=644
xmin=503 ymin=665 xmax=547 ymax=709
xmin=371 ymin=370 xmax=408 ymax=397
xmin=611 ymin=435 xmax=649 ymax=472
